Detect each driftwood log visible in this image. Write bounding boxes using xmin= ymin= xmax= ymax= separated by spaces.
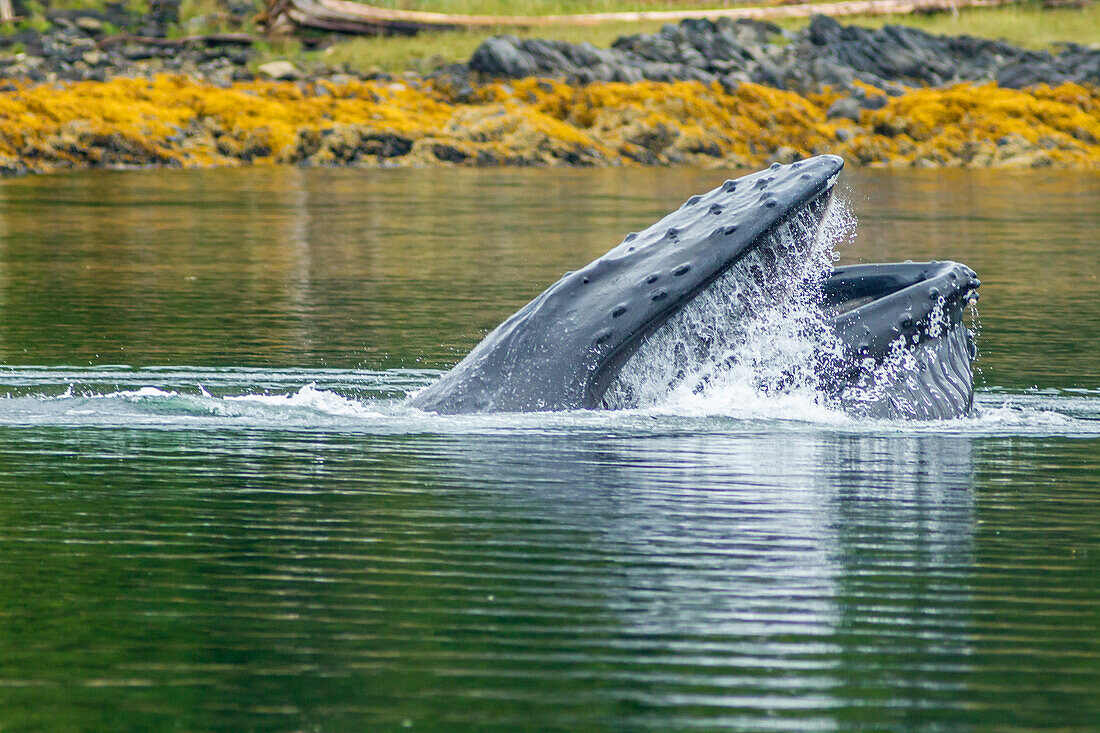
xmin=261 ymin=0 xmax=1022 ymax=35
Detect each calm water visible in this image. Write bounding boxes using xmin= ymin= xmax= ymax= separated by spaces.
xmin=0 ymin=167 xmax=1097 ymax=731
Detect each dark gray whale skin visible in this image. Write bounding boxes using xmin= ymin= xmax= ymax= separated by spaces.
xmin=822 ymin=261 xmax=980 ymax=419
xmin=408 ymin=155 xmax=980 ymax=417
xmin=409 ymin=155 xmax=844 ymax=414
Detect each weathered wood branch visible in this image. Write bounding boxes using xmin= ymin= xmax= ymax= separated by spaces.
xmin=263 ymin=0 xmax=1022 ymax=34
xmin=0 ymin=0 xmax=14 ymax=24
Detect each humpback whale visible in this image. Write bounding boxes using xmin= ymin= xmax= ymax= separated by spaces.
xmin=409 ymin=155 xmax=980 ymax=418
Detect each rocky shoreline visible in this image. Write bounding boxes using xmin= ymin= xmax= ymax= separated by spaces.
xmin=4 ymin=12 xmax=1100 ymax=91
xmin=1 ymin=15 xmax=1098 ymax=175
xmin=468 ymin=15 xmax=1100 ymax=92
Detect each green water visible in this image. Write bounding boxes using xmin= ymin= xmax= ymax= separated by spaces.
xmin=0 ymin=167 xmax=1097 ymax=731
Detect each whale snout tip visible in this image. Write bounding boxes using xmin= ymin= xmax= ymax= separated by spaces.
xmin=812 ymin=154 xmax=845 ymax=172
xmin=780 ymin=154 xmax=844 ymax=193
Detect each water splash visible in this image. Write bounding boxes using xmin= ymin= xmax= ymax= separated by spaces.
xmin=601 ymin=197 xmax=856 ymax=413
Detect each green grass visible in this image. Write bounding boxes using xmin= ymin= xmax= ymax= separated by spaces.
xmin=302 ymin=21 xmax=670 ymax=73
xmin=333 ymin=0 xmax=772 ymax=15
xmin=827 ymin=3 xmax=1100 ymax=48
xmin=29 ymin=0 xmax=150 ymax=12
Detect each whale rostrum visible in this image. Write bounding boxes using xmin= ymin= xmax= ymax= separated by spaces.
xmin=408 ymin=155 xmax=980 ymax=418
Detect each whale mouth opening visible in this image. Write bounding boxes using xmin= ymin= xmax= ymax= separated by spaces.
xmin=597 ymin=186 xmax=849 ymax=410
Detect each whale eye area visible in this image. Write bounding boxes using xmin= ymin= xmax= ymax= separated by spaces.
xmin=672 ymin=264 xmax=692 ymax=277
xmin=645 ymin=274 xmax=659 ymax=284
xmin=612 ymin=305 xmax=628 ymax=318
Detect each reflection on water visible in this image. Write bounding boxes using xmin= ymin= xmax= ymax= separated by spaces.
xmin=0 ymin=427 xmax=991 ymax=730
xmin=0 ymin=167 xmax=1096 ymax=387
xmin=0 ymin=167 xmax=1097 ymax=730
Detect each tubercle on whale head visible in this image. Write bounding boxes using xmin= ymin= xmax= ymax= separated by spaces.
xmin=579 ymin=155 xmax=845 ymax=409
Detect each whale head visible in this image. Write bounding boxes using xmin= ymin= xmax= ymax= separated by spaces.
xmin=409 ymin=155 xmax=845 ymax=414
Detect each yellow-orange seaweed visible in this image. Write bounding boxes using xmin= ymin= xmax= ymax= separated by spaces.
xmin=0 ymin=75 xmax=1097 ymax=175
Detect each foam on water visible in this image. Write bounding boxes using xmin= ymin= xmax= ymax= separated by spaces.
xmin=0 ymin=366 xmax=1094 ymax=436
xmin=224 ymin=383 xmax=385 ymax=418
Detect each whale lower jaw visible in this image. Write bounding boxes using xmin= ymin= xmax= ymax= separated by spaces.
xmin=824 ymin=260 xmax=980 ymax=420
xmin=836 ymin=319 xmax=975 ymax=420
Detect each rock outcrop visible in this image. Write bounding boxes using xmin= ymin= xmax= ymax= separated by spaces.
xmin=468 ymin=15 xmax=1100 ymax=92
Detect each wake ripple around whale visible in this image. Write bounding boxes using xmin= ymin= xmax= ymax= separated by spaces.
xmin=0 ymin=365 xmax=1096 ymax=438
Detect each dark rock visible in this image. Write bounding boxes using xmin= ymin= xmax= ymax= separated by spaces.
xmin=432 ymin=143 xmax=468 ymax=163
xmin=996 ymin=62 xmax=1062 ymax=89
xmin=465 ymin=14 xmax=1100 ymax=92
xmin=469 ymin=36 xmax=538 ymax=78
xmin=827 ymin=96 xmax=862 ymax=122
xmin=808 ymin=15 xmax=842 ymax=46
xmin=628 ymin=123 xmax=677 ymax=154
xmin=363 ymin=134 xmax=412 ymax=159
xmin=474 ymin=150 xmax=499 ymax=166
xmin=861 ymin=94 xmax=888 ymax=110
xmin=0 ymin=29 xmax=44 ymax=52
xmin=75 ymin=17 xmax=105 ymax=35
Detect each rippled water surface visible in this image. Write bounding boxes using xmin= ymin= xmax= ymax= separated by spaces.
xmin=0 ymin=167 xmax=1097 ymax=730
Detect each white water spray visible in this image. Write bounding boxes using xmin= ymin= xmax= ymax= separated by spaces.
xmin=601 ymin=197 xmax=856 ymax=413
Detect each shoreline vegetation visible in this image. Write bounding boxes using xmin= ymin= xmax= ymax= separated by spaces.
xmin=0 ymin=2 xmax=1098 ymax=175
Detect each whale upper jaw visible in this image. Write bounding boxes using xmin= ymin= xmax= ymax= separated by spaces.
xmin=408 ymin=155 xmax=845 ymax=415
